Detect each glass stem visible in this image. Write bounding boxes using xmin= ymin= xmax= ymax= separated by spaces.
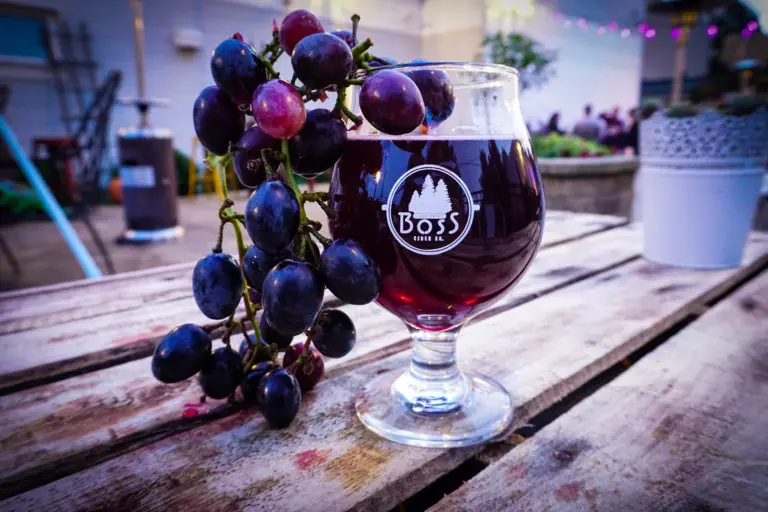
xmin=392 ymin=326 xmax=468 ymax=414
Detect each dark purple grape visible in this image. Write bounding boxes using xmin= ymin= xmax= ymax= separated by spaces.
xmin=262 ymin=260 xmax=324 ymax=336
xmin=312 ymin=309 xmax=356 ymax=358
xmin=259 ymin=314 xmax=293 ymax=350
xmin=193 ymin=253 xmax=243 ymax=320
xmin=359 ymin=70 xmax=425 ymax=135
xmin=210 ymin=38 xmax=268 ymax=106
xmin=244 ymin=181 xmax=300 ymax=254
xmin=320 ymin=239 xmax=380 ymax=305
xmin=241 ymin=361 xmax=278 ymax=407
xmin=233 ymin=126 xmax=281 ymax=188
xmin=151 ymin=324 xmax=212 ymax=383
xmin=283 ymin=342 xmax=324 ymax=392
xmin=257 ymin=368 xmax=301 ymax=428
xmin=279 ymin=9 xmax=324 ymax=55
xmin=243 ymin=245 xmax=291 ymax=292
xmin=252 ymin=80 xmax=306 ymax=139
xmin=368 ymin=56 xmax=396 ymax=68
xmin=406 ymin=68 xmax=455 ymax=127
xmin=291 ymin=33 xmax=353 ymax=89
xmin=193 ymin=86 xmax=245 ymax=156
xmin=331 ymin=29 xmax=356 ymax=48
xmin=199 ymin=347 xmax=243 ymax=399
xmin=289 ymin=109 xmax=347 ymax=178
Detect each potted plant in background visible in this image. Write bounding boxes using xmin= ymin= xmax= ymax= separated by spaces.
xmin=638 ymin=0 xmax=767 ymax=268
xmin=483 ymin=33 xmax=640 ymax=217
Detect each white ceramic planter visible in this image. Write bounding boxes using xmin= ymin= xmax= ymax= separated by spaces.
xmin=639 ymin=107 xmax=768 ymax=269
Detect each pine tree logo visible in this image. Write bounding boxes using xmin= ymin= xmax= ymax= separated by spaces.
xmin=408 ymin=175 xmax=452 ymax=219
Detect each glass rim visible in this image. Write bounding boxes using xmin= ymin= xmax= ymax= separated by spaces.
xmin=357 ymin=61 xmax=520 ymax=78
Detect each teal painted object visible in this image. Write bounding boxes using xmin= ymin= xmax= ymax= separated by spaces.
xmin=0 ymin=114 xmax=102 ymax=278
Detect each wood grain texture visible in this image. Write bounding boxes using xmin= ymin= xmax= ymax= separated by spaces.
xmin=0 ymin=211 xmax=624 ymax=332
xmin=0 ymin=225 xmax=642 ymax=498
xmin=432 ymin=272 xmax=768 ymax=512
xmin=4 ymin=234 xmax=765 ymax=512
xmin=0 ymin=213 xmax=626 ymax=394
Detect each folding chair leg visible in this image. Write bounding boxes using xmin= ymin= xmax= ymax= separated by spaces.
xmin=81 ymin=215 xmax=115 ymax=274
xmin=0 ymin=233 xmax=21 ymax=275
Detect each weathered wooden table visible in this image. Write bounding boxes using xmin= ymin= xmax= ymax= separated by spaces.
xmin=1 ymin=211 xmax=766 ymax=512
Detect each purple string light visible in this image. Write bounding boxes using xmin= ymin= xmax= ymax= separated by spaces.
xmin=741 ymin=27 xmax=752 ymax=38
xmin=621 ymin=28 xmax=631 ymax=38
xmin=645 ymin=28 xmax=656 ymax=39
xmin=706 ymin=25 xmax=718 ymax=38
xmin=638 ymin=22 xmax=649 ymax=34
xmin=608 ymin=22 xmax=618 ymax=32
xmin=746 ymin=20 xmax=758 ymax=32
xmin=670 ymin=27 xmax=682 ymax=39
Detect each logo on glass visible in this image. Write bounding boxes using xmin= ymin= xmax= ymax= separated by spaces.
xmin=382 ymin=164 xmax=479 ymax=255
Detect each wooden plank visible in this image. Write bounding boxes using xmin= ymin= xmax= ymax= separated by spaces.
xmin=0 ymin=212 xmax=624 ymax=334
xmin=0 ymin=213 xmax=626 ymax=394
xmin=4 ymin=234 xmax=765 ymax=511
xmin=0 ymin=225 xmax=642 ymax=497
xmin=432 ymin=272 xmax=768 ymax=512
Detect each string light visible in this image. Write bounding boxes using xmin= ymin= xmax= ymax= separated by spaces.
xmin=596 ymin=26 xmax=606 ymax=36
xmin=706 ymin=25 xmax=718 ymax=38
xmin=645 ymin=28 xmax=657 ymax=39
xmin=670 ymin=27 xmax=682 ymax=39
xmin=747 ymin=20 xmax=758 ymax=31
xmin=621 ymin=28 xmax=631 ymax=38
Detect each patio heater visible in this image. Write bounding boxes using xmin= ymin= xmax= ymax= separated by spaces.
xmin=116 ymin=0 xmax=183 ymax=244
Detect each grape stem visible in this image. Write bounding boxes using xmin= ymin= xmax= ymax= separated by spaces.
xmin=213 ymin=158 xmax=271 ymax=370
xmin=258 ymin=56 xmax=280 ymax=80
xmin=301 ymin=191 xmax=329 ymax=202
xmin=279 ymin=139 xmax=309 ymax=259
xmin=260 ymin=148 xmax=276 ymax=178
xmin=333 ymin=86 xmax=363 ymax=126
xmin=308 ymin=226 xmax=333 ymax=248
xmin=351 ymin=38 xmax=373 ymax=61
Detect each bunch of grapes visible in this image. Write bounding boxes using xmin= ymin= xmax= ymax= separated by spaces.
xmin=152 ymin=9 xmax=456 ymax=429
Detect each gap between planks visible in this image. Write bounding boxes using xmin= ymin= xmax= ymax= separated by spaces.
xmin=0 ymin=214 xmax=628 ymax=395
xmin=0 ymin=225 xmax=642 ymax=499
xmin=2 ymin=234 xmax=765 ymax=511
xmin=0 ymin=212 xmax=625 ymax=332
xmin=431 ymin=269 xmax=768 ymax=512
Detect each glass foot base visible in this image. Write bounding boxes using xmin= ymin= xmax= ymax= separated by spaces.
xmin=355 ymin=370 xmax=513 ymax=448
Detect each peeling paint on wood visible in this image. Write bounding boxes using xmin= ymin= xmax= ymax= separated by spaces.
xmin=3 ymin=234 xmax=765 ymax=511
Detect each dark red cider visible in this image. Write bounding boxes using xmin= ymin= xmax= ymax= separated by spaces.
xmin=329 ymin=138 xmax=544 ymax=331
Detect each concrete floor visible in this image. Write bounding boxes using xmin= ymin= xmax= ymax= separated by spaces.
xmin=0 ymin=187 xmax=330 ymax=291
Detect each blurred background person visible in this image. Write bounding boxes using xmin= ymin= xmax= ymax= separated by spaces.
xmin=572 ymin=104 xmax=602 ymax=141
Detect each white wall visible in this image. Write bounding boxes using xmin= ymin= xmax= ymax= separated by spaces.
xmin=2 ymin=0 xmax=423 ymax=158
xmin=421 ymin=0 xmax=645 ymax=132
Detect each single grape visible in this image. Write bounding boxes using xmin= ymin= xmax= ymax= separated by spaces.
xmin=331 ymin=29 xmax=356 ymax=48
xmin=199 ymin=347 xmax=243 ymax=399
xmin=241 ymin=360 xmax=278 ymax=407
xmin=406 ymin=68 xmax=455 ymax=127
xmin=359 ymin=70 xmax=425 ymax=135
xmin=257 ymin=368 xmax=301 ymax=428
xmin=291 ymin=33 xmax=353 ymax=90
xmin=320 ymin=239 xmax=381 ymax=305
xmin=243 ymin=245 xmax=291 ymax=292
xmin=259 ymin=314 xmax=293 ymax=350
xmin=233 ymin=126 xmax=281 ymax=188
xmin=151 ymin=324 xmax=212 ymax=383
xmin=245 ymin=181 xmax=300 ymax=254
xmin=252 ymin=79 xmax=306 ymax=139
xmin=279 ymin=9 xmax=324 ymax=55
xmin=210 ymin=38 xmax=268 ymax=106
xmin=289 ymin=109 xmax=347 ymax=178
xmin=193 ymin=86 xmax=245 ymax=155
xmin=193 ymin=252 xmax=243 ymax=320
xmin=312 ymin=309 xmax=356 ymax=358
xmin=262 ymin=260 xmax=324 ymax=336
xmin=283 ymin=342 xmax=325 ymax=391
xmin=368 ymin=56 xmax=397 ymax=68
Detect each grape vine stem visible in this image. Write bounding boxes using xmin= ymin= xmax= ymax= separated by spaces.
xmin=214 ymin=157 xmax=265 ymax=364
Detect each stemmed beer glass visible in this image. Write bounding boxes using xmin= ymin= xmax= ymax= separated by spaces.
xmin=329 ymin=62 xmax=544 ymax=447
